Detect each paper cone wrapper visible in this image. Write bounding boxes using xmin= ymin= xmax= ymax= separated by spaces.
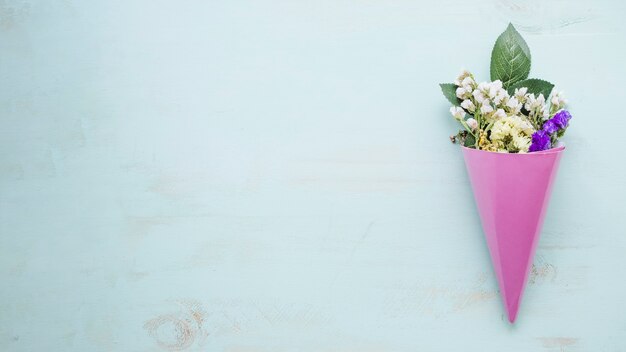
xmin=462 ymin=146 xmax=564 ymax=323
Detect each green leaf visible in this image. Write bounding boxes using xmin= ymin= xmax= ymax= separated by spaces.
xmin=507 ymin=78 xmax=554 ymax=98
xmin=490 ymin=23 xmax=531 ymax=88
xmin=463 ymin=133 xmax=476 ymax=147
xmin=440 ymin=83 xmax=461 ymax=106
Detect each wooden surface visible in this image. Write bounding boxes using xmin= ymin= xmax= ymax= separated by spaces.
xmin=1 ymin=0 xmax=625 ymax=350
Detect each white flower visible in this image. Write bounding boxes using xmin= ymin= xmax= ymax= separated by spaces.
xmin=456 ymin=86 xmax=471 ymax=99
xmin=493 ymin=90 xmax=508 ymax=105
xmin=480 ymin=101 xmax=494 ymax=114
xmin=493 ymin=108 xmax=507 ymax=120
xmin=456 ymin=87 xmax=466 ymax=99
xmin=472 ymin=89 xmax=486 ymax=104
xmin=550 ymin=94 xmax=559 ymax=106
xmin=461 ymin=99 xmax=476 ymax=112
xmin=514 ymin=87 xmax=528 ymax=98
xmin=536 ymin=93 xmax=546 ymax=106
xmin=450 ymin=106 xmax=466 ymax=120
xmin=466 ymin=118 xmax=478 ymax=130
xmin=488 ymin=80 xmax=503 ymax=98
xmin=506 ymin=97 xmax=518 ymax=108
xmin=461 ymin=76 xmax=475 ymax=89
xmin=550 ymin=89 xmax=566 ymax=108
xmin=454 ymin=69 xmax=472 ymax=86
xmin=514 ymin=88 xmax=528 ymax=104
xmin=524 ymin=93 xmax=536 ymax=110
xmin=477 ymin=82 xmax=490 ymax=92
xmin=506 ymin=97 xmax=522 ymax=113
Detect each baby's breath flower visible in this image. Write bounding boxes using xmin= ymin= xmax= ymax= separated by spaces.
xmin=550 ymin=89 xmax=566 ymax=111
xmin=466 ymin=118 xmax=478 ymax=130
xmin=514 ymin=87 xmax=528 ymax=104
xmin=461 ymin=76 xmax=475 ymax=88
xmin=454 ymin=69 xmax=472 ymax=86
xmin=450 ymin=106 xmax=466 ymax=120
xmin=461 ymin=99 xmax=476 ymax=113
xmin=473 ymin=89 xmax=487 ymax=104
xmin=536 ymin=93 xmax=546 ymax=106
xmin=493 ymin=90 xmax=508 ymax=105
xmin=480 ymin=101 xmax=494 ymax=115
xmin=514 ymin=87 xmax=528 ymax=98
xmin=506 ymin=97 xmax=522 ymax=114
xmin=524 ymin=93 xmax=536 ymax=111
xmin=456 ymin=86 xmax=471 ymax=99
xmin=493 ymin=108 xmax=507 ymax=120
xmin=488 ymin=80 xmax=504 ymax=99
xmin=524 ymin=93 xmax=545 ymax=111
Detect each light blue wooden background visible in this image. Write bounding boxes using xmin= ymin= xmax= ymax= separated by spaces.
xmin=1 ymin=0 xmax=625 ymax=351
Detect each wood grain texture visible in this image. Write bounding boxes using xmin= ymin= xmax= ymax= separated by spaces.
xmin=1 ymin=0 xmax=625 ymax=350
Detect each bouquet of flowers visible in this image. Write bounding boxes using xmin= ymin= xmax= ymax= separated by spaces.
xmin=440 ymin=24 xmax=572 ymax=323
xmin=441 ymin=24 xmax=572 ymax=153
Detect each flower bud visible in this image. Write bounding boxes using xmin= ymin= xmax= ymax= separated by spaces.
xmin=466 ymin=118 xmax=478 ymax=130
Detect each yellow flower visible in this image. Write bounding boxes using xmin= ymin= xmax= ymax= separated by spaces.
xmin=489 ymin=115 xmax=535 ymax=153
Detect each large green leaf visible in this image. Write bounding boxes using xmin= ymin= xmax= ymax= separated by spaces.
xmin=490 ymin=23 xmax=531 ymax=88
xmin=507 ymin=78 xmax=554 ymax=98
xmin=439 ymin=83 xmax=461 ymax=106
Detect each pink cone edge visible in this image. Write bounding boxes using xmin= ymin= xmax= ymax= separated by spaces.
xmin=461 ymin=146 xmax=565 ymax=323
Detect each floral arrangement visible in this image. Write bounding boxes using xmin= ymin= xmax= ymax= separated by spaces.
xmin=440 ymin=24 xmax=572 ymax=153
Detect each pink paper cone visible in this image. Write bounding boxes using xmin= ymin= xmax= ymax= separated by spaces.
xmin=462 ymin=146 xmax=564 ymax=323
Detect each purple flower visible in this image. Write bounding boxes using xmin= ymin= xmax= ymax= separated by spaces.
xmin=529 ymin=130 xmax=552 ymax=152
xmin=552 ymin=109 xmax=572 ymax=129
xmin=542 ymin=120 xmax=558 ymax=134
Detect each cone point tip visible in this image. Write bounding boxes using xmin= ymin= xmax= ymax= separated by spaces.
xmin=507 ymin=314 xmax=517 ymax=324
xmin=506 ymin=307 xmax=519 ymax=323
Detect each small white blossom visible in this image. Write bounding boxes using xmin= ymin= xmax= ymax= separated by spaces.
xmin=506 ymin=97 xmax=522 ymax=113
xmin=454 ymin=69 xmax=472 ymax=86
xmin=473 ymin=89 xmax=486 ymax=104
xmin=524 ymin=94 xmax=534 ymax=110
xmin=525 ymin=93 xmax=545 ymax=111
xmin=466 ymin=118 xmax=478 ymax=130
xmin=461 ymin=76 xmax=475 ymax=88
xmin=536 ymin=94 xmax=546 ymax=106
xmin=450 ymin=106 xmax=466 ymax=120
xmin=477 ymin=82 xmax=490 ymax=92
xmin=480 ymin=101 xmax=494 ymax=114
xmin=506 ymin=97 xmax=519 ymax=108
xmin=461 ymin=99 xmax=476 ymax=113
xmin=488 ymin=80 xmax=504 ymax=98
xmin=514 ymin=87 xmax=528 ymax=98
xmin=514 ymin=88 xmax=528 ymax=104
xmin=550 ymin=89 xmax=566 ymax=109
xmin=493 ymin=90 xmax=508 ymax=105
xmin=493 ymin=108 xmax=507 ymax=120
xmin=456 ymin=87 xmax=466 ymax=99
xmin=456 ymin=86 xmax=471 ymax=99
